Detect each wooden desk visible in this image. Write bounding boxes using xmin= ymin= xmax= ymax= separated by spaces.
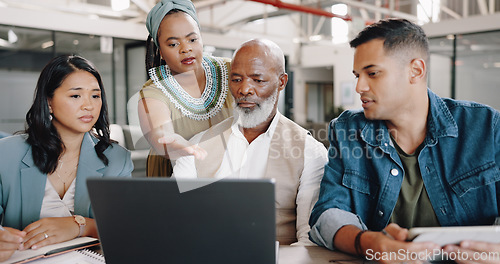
xmin=92 ymin=245 xmax=365 ymax=264
xmin=278 ymin=246 xmax=371 ymax=264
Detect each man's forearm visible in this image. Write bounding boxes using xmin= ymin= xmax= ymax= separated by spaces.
xmin=334 ymin=225 xmax=366 ymax=255
xmin=309 ymin=208 xmax=366 ymax=250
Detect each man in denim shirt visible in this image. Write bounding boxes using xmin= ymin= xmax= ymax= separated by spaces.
xmin=309 ymin=18 xmax=499 ymax=263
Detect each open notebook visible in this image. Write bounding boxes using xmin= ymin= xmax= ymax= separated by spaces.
xmin=24 ymin=249 xmax=105 ymax=264
xmin=1 ymin=237 xmax=100 ymax=264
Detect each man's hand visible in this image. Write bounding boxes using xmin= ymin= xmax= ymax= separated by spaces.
xmin=0 ymin=227 xmax=25 ymax=261
xmin=443 ymin=241 xmax=500 ymax=264
xmin=361 ymin=223 xmax=440 ymax=263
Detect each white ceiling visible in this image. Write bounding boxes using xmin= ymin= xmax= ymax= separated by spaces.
xmin=0 ymin=0 xmax=499 ymax=50
xmin=2 ymin=0 xmax=497 ymax=24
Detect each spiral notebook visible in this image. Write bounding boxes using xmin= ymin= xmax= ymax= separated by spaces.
xmin=1 ymin=237 xmax=100 ymax=264
xmin=25 ymin=249 xmax=105 ymax=264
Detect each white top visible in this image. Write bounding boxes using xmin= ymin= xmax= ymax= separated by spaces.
xmin=173 ymin=112 xmax=328 ymax=245
xmin=40 ymin=178 xmax=75 ymax=218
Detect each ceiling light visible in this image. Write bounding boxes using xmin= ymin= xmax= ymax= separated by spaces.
xmin=8 ymin=30 xmax=17 ymax=44
xmin=309 ymin=35 xmax=322 ymax=42
xmin=41 ymin=41 xmax=54 ymax=49
xmin=111 ymin=0 xmax=130 ymax=11
xmin=251 ymin=18 xmax=265 ymax=25
xmin=494 ymin=62 xmax=500 ymax=68
xmin=331 ymin=4 xmax=348 ymax=16
xmin=331 ymin=18 xmax=348 ymax=44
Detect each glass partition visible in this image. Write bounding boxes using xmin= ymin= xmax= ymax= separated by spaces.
xmin=429 ymin=30 xmax=500 ymax=111
xmin=455 ymin=31 xmax=500 ymax=110
xmin=0 ymin=26 xmax=53 ymax=134
xmin=428 ymin=36 xmax=453 ymax=99
xmin=0 ymin=25 xmax=149 ymax=134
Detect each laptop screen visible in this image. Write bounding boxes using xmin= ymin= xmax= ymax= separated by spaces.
xmin=87 ymin=178 xmax=276 ymax=264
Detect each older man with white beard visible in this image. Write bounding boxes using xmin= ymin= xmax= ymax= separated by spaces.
xmin=173 ymin=39 xmax=327 ymax=245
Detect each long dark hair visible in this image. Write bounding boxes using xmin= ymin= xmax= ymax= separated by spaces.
xmin=145 ymin=35 xmax=165 ymax=73
xmin=24 ymin=54 xmax=113 ymax=174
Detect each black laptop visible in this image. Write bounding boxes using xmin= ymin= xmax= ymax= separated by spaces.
xmin=87 ymin=178 xmax=276 ymax=264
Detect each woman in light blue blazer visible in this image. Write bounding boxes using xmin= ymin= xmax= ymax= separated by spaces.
xmin=0 ymin=55 xmax=133 ymax=261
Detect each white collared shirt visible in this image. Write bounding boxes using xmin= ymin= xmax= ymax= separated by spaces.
xmin=173 ymin=112 xmax=328 ymax=244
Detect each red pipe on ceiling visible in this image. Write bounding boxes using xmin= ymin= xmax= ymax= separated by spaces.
xmin=248 ymin=0 xmax=352 ymax=21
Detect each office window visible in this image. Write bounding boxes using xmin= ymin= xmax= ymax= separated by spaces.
xmin=55 ymin=32 xmax=115 ymax=121
xmin=429 ymin=30 xmax=500 ymax=111
xmin=455 ymin=31 xmax=500 ymax=110
xmin=0 ymin=25 xmax=147 ymax=134
xmin=428 ymin=36 xmax=453 ymax=98
xmin=0 ymin=26 xmax=54 ymax=134
xmin=306 ymin=82 xmax=334 ymax=123
xmin=116 ymin=38 xmax=147 ymax=125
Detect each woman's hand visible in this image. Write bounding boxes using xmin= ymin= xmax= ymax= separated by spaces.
xmin=138 ymin=97 xmax=207 ymax=160
xmin=443 ymin=241 xmax=500 ymax=264
xmin=21 ymin=217 xmax=79 ymax=250
xmin=0 ymin=227 xmax=25 ymax=261
xmin=158 ymin=133 xmax=207 ymax=160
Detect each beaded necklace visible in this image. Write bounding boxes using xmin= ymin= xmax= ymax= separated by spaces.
xmin=148 ymin=56 xmax=229 ymax=121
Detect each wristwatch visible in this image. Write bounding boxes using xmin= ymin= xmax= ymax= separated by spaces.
xmin=73 ymin=215 xmax=86 ymax=237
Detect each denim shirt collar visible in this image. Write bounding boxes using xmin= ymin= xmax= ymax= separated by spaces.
xmin=425 ymin=88 xmax=459 ymax=143
xmin=360 ymin=88 xmax=458 ymax=150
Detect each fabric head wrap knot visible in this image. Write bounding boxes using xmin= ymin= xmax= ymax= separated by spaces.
xmin=146 ymin=0 xmax=200 ymax=47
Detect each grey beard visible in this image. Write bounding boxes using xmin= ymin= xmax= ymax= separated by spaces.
xmin=235 ymin=89 xmax=278 ymax=128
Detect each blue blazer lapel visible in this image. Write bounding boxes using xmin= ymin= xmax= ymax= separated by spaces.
xmin=20 ymin=148 xmax=46 ymax=228
xmin=74 ymin=133 xmax=105 ymax=217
